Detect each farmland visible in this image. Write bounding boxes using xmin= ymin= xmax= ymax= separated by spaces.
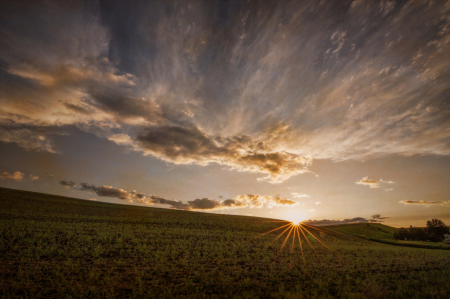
xmin=326 ymin=223 xmax=450 ymax=250
xmin=1 ymin=187 xmax=449 ymax=298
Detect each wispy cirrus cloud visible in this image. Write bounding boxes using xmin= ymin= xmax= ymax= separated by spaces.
xmin=291 ymin=193 xmax=310 ymax=198
xmin=1 ymin=0 xmax=450 ymax=183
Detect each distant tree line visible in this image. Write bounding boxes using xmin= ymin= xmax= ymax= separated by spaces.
xmin=394 ymin=219 xmax=449 ymax=242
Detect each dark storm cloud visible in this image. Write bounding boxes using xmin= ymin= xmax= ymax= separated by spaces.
xmin=1 ymin=0 xmax=450 ymax=181
xmin=73 ymin=181 xmax=296 ymax=210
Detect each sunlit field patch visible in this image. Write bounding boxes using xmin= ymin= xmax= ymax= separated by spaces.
xmin=1 ymin=188 xmax=450 ymax=298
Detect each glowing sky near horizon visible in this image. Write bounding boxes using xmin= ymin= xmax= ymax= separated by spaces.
xmin=1 ymin=0 xmax=449 ymax=227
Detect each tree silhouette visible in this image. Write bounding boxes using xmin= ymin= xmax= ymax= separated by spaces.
xmin=426 ymin=219 xmax=449 ymax=242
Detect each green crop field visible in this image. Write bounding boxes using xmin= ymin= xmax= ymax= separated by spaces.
xmin=325 ymin=223 xmax=397 ymax=240
xmin=1 ymin=187 xmax=450 ymax=298
xmin=326 ymin=223 xmax=450 ymax=250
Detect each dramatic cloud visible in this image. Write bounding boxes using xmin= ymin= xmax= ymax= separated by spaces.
xmin=0 ymin=171 xmax=24 ymax=181
xmin=72 ymin=182 xmax=297 ymax=210
xmin=110 ymin=125 xmax=312 ymax=183
xmin=399 ymin=200 xmax=450 ymax=206
xmin=356 ymin=177 xmax=395 ymax=189
xmin=29 ymin=175 xmax=39 ymax=180
xmin=303 ymin=216 xmax=386 ymax=226
xmin=1 ymin=1 xmax=450 ymax=183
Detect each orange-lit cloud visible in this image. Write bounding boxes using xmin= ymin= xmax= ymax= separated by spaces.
xmin=232 ymin=194 xmax=298 ymax=208
xmin=356 ymin=177 xmax=380 ymax=188
xmin=356 ymin=177 xmax=395 ymax=189
xmin=1 ymin=0 xmax=450 ymax=186
xmin=110 ymin=125 xmax=312 ymax=183
xmin=0 ymin=171 xmax=24 ymax=181
xmin=66 ymin=181 xmax=297 ymax=210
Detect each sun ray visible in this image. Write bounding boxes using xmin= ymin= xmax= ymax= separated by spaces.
xmin=267 ymin=223 xmax=294 ymax=248
xmin=248 ymin=218 xmax=341 ymax=269
xmin=299 ymin=224 xmax=331 ymax=251
xmin=301 ymin=223 xmax=331 ymax=235
xmin=297 ymin=224 xmax=318 ymax=256
xmin=302 ymin=223 xmax=344 ymax=246
xmin=295 ymin=226 xmax=305 ymax=264
xmin=291 ymin=224 xmax=296 ymax=252
xmin=301 ymin=224 xmax=344 ymax=264
xmin=279 ymin=225 xmax=295 ymax=253
xmin=249 ymin=222 xmax=292 ymax=241
xmin=249 ymin=220 xmax=337 ymax=265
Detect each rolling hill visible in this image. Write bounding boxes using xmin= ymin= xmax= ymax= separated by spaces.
xmin=1 ymin=187 xmax=450 ymax=298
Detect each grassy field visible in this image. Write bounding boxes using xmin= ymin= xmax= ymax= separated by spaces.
xmin=326 ymin=223 xmax=450 ymax=250
xmin=325 ymin=223 xmax=397 ymax=240
xmin=1 ymin=187 xmax=450 ymax=298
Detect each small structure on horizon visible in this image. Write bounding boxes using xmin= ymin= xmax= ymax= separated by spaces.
xmin=444 ymin=234 xmax=450 ymax=244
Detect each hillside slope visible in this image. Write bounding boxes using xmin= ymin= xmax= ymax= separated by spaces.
xmin=1 ymin=187 xmax=450 ymax=298
xmin=325 ymin=223 xmax=396 ymax=240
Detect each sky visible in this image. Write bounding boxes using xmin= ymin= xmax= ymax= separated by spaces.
xmin=1 ymin=0 xmax=449 ymax=227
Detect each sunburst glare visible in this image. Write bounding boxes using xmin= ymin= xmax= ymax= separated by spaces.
xmin=252 ymin=219 xmax=333 ymax=263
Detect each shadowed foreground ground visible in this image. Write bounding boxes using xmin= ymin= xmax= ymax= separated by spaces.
xmin=1 ymin=187 xmax=449 ymax=298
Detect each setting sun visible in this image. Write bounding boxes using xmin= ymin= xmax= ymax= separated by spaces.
xmin=279 ymin=209 xmax=308 ymax=225
xmin=1 ymin=0 xmax=450 ymax=297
